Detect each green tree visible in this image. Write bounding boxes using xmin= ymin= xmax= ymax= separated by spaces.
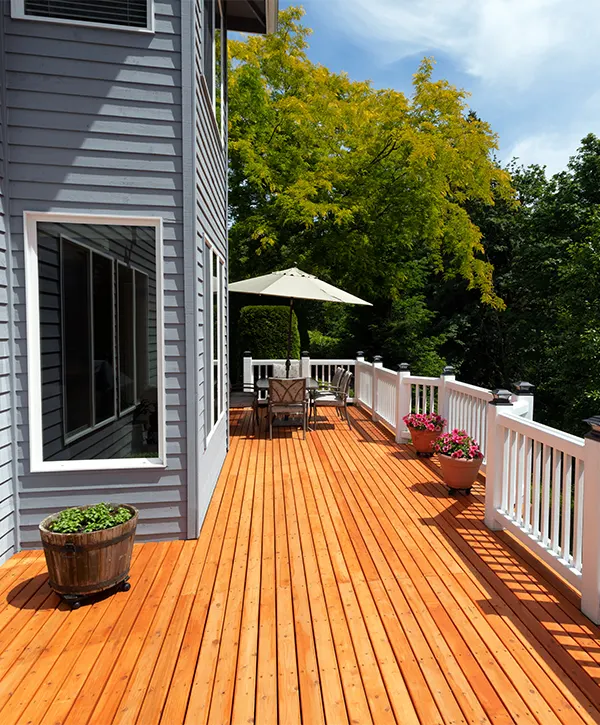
xmin=228 ymin=6 xmax=513 ymax=366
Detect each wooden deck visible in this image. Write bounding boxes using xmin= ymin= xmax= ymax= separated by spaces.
xmin=1 ymin=406 xmax=600 ymax=724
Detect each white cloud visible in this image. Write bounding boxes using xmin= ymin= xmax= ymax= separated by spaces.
xmin=318 ymin=0 xmax=597 ymax=91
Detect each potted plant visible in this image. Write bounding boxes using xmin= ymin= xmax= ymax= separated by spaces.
xmin=39 ymin=502 xmax=138 ymax=609
xmin=433 ymin=430 xmax=483 ymax=494
xmin=403 ymin=413 xmax=446 ymax=456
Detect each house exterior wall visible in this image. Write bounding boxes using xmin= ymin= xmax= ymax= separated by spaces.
xmin=0 ymin=9 xmax=18 ymax=565
xmin=192 ymin=0 xmax=229 ymax=534
xmin=0 ymin=0 xmax=230 ymax=549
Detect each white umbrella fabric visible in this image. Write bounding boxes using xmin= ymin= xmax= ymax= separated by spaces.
xmin=229 ymin=267 xmax=372 ymax=377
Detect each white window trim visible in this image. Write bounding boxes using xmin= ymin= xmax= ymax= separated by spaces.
xmin=205 ymin=240 xmax=226 ymax=446
xmin=24 ymin=211 xmax=166 ymax=473
xmin=11 ymin=0 xmax=155 ymax=33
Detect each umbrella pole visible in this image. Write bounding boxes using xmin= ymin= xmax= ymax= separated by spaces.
xmin=286 ymin=298 xmax=293 ymax=378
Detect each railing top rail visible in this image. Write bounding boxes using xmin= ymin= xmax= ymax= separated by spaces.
xmin=357 ymin=360 xmax=373 ymax=367
xmin=251 ymin=359 xmax=289 ymax=364
xmin=445 ymin=379 xmax=493 ymax=401
xmin=310 ymin=358 xmax=355 ymax=365
xmin=375 ymin=366 xmax=397 ymax=380
xmin=403 ymin=375 xmax=440 ymax=385
xmin=499 ymin=409 xmax=585 ymax=457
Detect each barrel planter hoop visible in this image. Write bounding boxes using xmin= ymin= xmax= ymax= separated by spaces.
xmin=40 ymin=504 xmax=138 ymax=607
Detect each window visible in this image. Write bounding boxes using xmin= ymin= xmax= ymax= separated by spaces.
xmin=25 ymin=214 xmax=164 ymax=472
xmin=203 ymin=0 xmax=226 ymax=138
xmin=207 ymin=244 xmax=225 ymax=434
xmin=12 ymin=0 xmax=154 ymax=32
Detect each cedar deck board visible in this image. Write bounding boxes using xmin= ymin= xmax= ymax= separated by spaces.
xmin=0 ymin=406 xmax=599 ymax=724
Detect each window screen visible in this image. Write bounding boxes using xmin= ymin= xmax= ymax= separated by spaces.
xmin=23 ymin=0 xmax=149 ymax=28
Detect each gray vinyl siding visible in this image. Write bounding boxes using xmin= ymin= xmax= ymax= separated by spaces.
xmin=0 ymin=9 xmax=17 ymax=565
xmin=192 ymin=0 xmax=229 ymax=534
xmin=3 ymin=0 xmax=189 ymax=545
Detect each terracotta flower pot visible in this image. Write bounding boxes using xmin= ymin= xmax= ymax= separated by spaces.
xmin=409 ymin=428 xmax=441 ymax=457
xmin=438 ymin=454 xmax=482 ymax=493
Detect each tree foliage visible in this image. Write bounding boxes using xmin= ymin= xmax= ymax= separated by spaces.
xmin=229 ymin=7 xmax=512 ymax=313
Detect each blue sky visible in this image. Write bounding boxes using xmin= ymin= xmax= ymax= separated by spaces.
xmin=280 ymin=0 xmax=600 ymax=175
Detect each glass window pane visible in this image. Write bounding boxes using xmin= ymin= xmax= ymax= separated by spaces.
xmin=118 ymin=265 xmax=135 ymax=412
xmin=93 ymin=254 xmax=115 ymax=425
xmin=38 ymin=222 xmax=158 ymax=462
xmin=62 ymin=240 xmax=92 ymax=437
xmin=135 ymin=271 xmax=149 ymax=400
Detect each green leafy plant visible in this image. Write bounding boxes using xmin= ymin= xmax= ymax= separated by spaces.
xmin=48 ymin=503 xmax=133 ymax=534
xmin=239 ymin=305 xmax=300 ymax=359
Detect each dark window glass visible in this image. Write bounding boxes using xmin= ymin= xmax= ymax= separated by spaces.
xmin=62 ymin=241 xmax=92 ymax=437
xmin=118 ymin=265 xmax=135 ymax=412
xmin=135 ymin=271 xmax=149 ymax=400
xmin=24 ymin=0 xmax=148 ymax=28
xmin=203 ymin=0 xmax=215 ymax=101
xmin=39 ymin=222 xmax=158 ymax=462
xmin=92 ymin=255 xmax=115 ymax=425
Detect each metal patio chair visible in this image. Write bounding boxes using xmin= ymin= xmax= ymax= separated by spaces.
xmin=312 ymin=369 xmax=353 ymax=429
xmin=268 ymin=378 xmax=308 ymax=440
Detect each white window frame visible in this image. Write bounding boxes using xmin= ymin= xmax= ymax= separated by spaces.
xmin=205 ymin=241 xmax=226 ymax=443
xmin=11 ymin=0 xmax=155 ymax=33
xmin=24 ymin=211 xmax=166 ymax=473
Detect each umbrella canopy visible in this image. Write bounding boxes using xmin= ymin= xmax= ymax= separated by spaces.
xmin=229 ymin=267 xmax=372 ymax=377
xmin=228 ymin=267 xmax=372 ymax=306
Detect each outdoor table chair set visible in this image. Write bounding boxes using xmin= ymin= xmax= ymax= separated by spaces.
xmin=252 ymin=367 xmax=353 ymax=437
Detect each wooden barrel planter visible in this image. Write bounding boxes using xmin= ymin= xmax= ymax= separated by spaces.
xmin=40 ymin=504 xmax=138 ymax=609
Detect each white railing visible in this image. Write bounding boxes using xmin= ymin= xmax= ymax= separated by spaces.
xmin=489 ymin=412 xmax=585 ymax=589
xmin=241 ymin=351 xmax=600 ymax=624
xmin=446 ymin=380 xmax=494 ymax=460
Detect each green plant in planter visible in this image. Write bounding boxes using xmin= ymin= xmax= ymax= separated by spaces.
xmin=49 ymin=503 xmax=133 ymax=534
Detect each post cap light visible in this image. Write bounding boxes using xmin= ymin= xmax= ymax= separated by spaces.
xmin=584 ymin=416 xmax=600 ymax=440
xmin=243 ymin=350 xmax=252 ymax=357
xmin=491 ymin=389 xmax=513 ymax=406
xmin=301 ymin=350 xmax=309 ymax=357
xmin=357 ymin=351 xmax=364 ymax=357
xmin=373 ymin=355 xmax=383 ymax=363
xmin=397 ymin=362 xmax=410 ymax=371
xmin=513 ymin=381 xmax=535 ymax=396
xmin=442 ymin=365 xmax=455 ymax=376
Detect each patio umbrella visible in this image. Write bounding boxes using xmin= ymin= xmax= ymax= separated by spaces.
xmin=229 ymin=267 xmax=372 ymax=377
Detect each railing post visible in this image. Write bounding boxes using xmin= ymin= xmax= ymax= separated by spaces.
xmin=395 ymin=363 xmax=411 ymax=443
xmin=301 ymin=351 xmax=311 ymax=379
xmin=484 ymin=389 xmax=513 ymax=531
xmin=439 ymin=365 xmax=455 ymax=427
xmin=512 ymin=381 xmax=535 ymax=420
xmin=355 ymin=352 xmax=364 ymax=403
xmin=243 ymin=351 xmax=253 ymax=393
xmin=372 ymin=355 xmax=383 ymax=421
xmin=581 ymin=416 xmax=600 ymax=624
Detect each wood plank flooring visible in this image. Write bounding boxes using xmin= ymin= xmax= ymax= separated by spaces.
xmin=1 ymin=406 xmax=600 ymax=724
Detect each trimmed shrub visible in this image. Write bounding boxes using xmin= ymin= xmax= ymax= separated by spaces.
xmin=239 ymin=305 xmax=301 ymax=359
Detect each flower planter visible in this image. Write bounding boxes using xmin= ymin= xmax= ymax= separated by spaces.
xmin=40 ymin=504 xmax=138 ymax=609
xmin=438 ymin=454 xmax=482 ymax=494
xmin=409 ymin=428 xmax=440 ymax=457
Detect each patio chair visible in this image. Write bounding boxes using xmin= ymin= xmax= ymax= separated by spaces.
xmin=268 ymin=378 xmax=308 ymax=440
xmin=252 ymin=392 xmax=268 ymax=435
xmin=312 ymin=370 xmax=353 ymax=429
xmin=317 ymin=366 xmax=345 ymax=393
